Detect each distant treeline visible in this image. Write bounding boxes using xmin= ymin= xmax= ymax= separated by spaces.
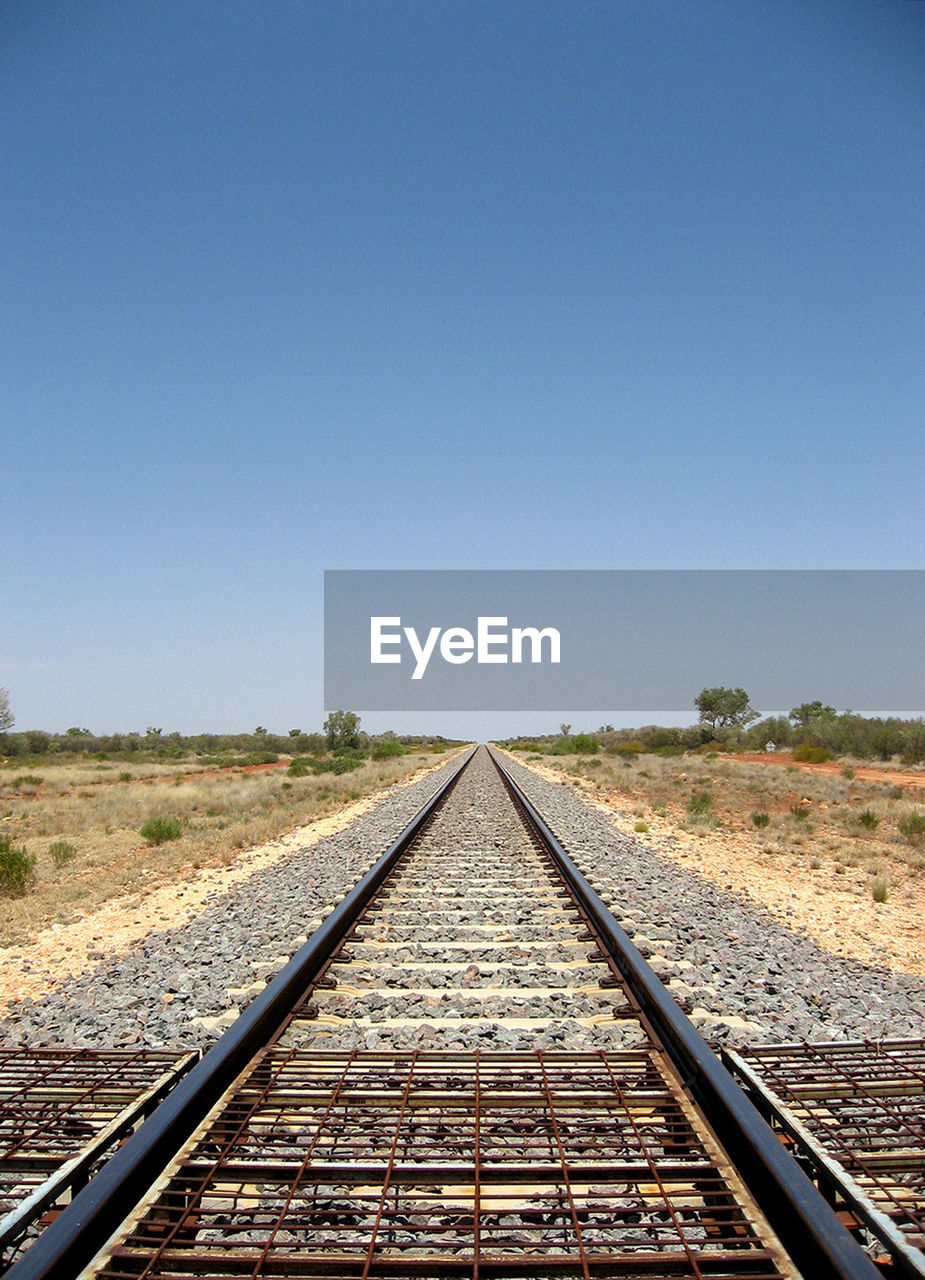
xmin=0 ymin=726 xmax=461 ymax=763
xmin=502 ymin=711 xmax=925 ymax=764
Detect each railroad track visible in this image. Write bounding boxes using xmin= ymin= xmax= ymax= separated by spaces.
xmin=1 ymin=746 xmax=917 ymax=1278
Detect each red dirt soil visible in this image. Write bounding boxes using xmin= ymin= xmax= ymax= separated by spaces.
xmin=735 ymin=752 xmax=925 ymax=790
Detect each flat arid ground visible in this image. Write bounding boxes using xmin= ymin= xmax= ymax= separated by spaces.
xmin=1 ymin=743 xmax=922 ymax=1019
xmin=507 ymin=747 xmax=925 ymax=977
xmin=0 ymin=749 xmax=461 ymax=1012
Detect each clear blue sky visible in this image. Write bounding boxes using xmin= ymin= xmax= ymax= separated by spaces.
xmin=2 ymin=1 xmax=923 ymax=737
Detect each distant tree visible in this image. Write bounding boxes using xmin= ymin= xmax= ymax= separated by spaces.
xmin=788 ymin=701 xmax=839 ymax=751
xmin=254 ymin=726 xmax=268 ymax=737
xmin=789 ymin=701 xmax=837 ymax=728
xmin=66 ymin=725 xmax=90 ymax=736
xmin=695 ymin=687 xmax=758 ymax=733
xmin=288 ymin=728 xmax=302 ymax=738
xmin=324 ymin=710 xmax=361 ymax=751
xmin=559 ymin=723 xmax=572 ymax=736
xmin=25 ymin=730 xmax=50 ymax=754
xmin=0 ymin=687 xmax=13 ymax=734
xmin=743 ymin=715 xmax=793 ymax=752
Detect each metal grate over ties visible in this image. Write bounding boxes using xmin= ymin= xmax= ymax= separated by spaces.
xmin=597 ymin=1050 xmax=707 ymax=1280
xmin=806 ymin=1041 xmax=925 ymax=1237
xmin=747 ymin=1041 xmax=925 ymax=1238
xmin=0 ymin=1049 xmax=196 ymax=1269
xmin=724 ymin=1039 xmax=925 ymax=1276
xmin=360 ymin=1050 xmax=419 ymax=1280
xmin=129 ymin=1046 xmax=313 ymax=1280
xmin=1 ymin=1047 xmax=158 ymax=1162
xmin=0 ymin=1049 xmax=81 ymax=1163
xmin=246 ymin=1051 xmax=357 ymax=1279
xmin=535 ymin=1052 xmax=591 ymax=1280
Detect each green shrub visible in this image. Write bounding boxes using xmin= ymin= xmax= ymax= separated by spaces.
xmin=306 ymin=754 xmax=362 ymax=776
xmin=898 ymin=812 xmax=925 ymax=845
xmin=751 ymin=811 xmax=771 ymax=828
xmin=792 ymin=744 xmax=831 ymax=763
xmin=329 ymin=755 xmax=361 ymax=775
xmin=871 ymin=876 xmax=888 ymax=903
xmin=633 ymin=820 xmax=649 ymax=833
xmin=140 ymin=816 xmax=182 ymax=845
xmin=12 ymin=774 xmax=43 ymax=788
xmin=371 ymin=740 xmax=406 ymax=759
xmin=287 ymin=757 xmax=311 ymax=777
xmin=687 ymin=791 xmax=712 ymax=817
xmin=119 ymin=771 xmax=133 ymax=782
xmin=49 ymin=840 xmax=76 ymax=867
xmin=888 ymin=785 xmax=905 ymax=800
xmin=857 ymin=810 xmax=880 ymax=830
xmin=841 ymin=764 xmax=856 ymax=780
xmin=790 ymin=804 xmax=810 ymax=821
xmin=0 ymin=837 xmax=36 ymax=895
xmin=614 ymin=740 xmax=645 ymax=758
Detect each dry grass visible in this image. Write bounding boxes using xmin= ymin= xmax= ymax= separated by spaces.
xmin=0 ymin=751 xmax=458 ymax=947
xmin=525 ymin=749 xmax=925 ymax=880
xmin=507 ymin=747 xmax=925 ymax=974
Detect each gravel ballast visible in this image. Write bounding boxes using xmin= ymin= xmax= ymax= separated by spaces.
xmin=1 ymin=747 xmax=922 ymax=1052
xmin=501 ymin=752 xmax=925 ymax=1045
xmin=0 ymin=756 xmax=467 ymax=1050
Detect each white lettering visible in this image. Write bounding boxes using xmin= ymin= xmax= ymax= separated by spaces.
xmin=477 ymin=616 xmax=509 ymax=663
xmin=440 ymin=627 xmax=474 ymax=664
xmin=511 ymin=626 xmax=560 ymax=664
xmin=369 ymin=616 xmax=560 ymax=676
xmin=405 ymin=625 xmax=441 ymax=680
xmin=370 ymin=617 xmax=402 ymax=663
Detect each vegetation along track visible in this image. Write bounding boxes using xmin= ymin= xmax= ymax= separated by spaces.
xmin=3 ymin=747 xmax=901 ymax=1278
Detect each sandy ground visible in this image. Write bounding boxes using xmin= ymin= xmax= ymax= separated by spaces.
xmin=515 ymin=756 xmax=925 ymax=978
xmin=0 ymin=757 xmax=457 ymax=1015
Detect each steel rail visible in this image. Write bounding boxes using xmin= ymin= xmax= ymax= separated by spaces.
xmin=488 ymin=747 xmax=882 ymax=1280
xmin=5 ymin=747 xmax=476 ymax=1280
